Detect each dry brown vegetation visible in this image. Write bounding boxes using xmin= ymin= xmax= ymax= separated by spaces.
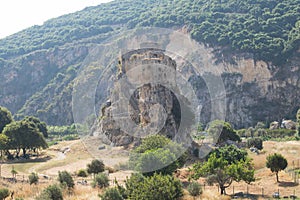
xmin=0 ymin=139 xmax=299 ymax=199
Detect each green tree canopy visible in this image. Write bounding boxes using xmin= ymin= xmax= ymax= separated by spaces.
xmin=207 ymin=120 xmax=241 ymax=145
xmin=0 ymin=188 xmax=10 ymax=200
xmin=36 ymin=184 xmax=63 ymax=200
xmin=0 ymin=134 xmax=9 ymax=151
xmin=191 ymin=145 xmax=255 ymax=195
xmin=2 ymin=119 xmax=48 ymax=157
xmin=124 ymin=173 xmax=183 ymax=200
xmin=92 ymin=173 xmax=109 ymax=189
xmin=23 ymin=116 xmax=48 ymax=138
xmin=247 ymin=137 xmax=263 ymax=150
xmin=0 ymin=106 xmax=13 ymax=133
xmin=100 ymin=187 xmax=123 ymax=200
xmin=58 ymin=171 xmax=75 ymax=189
xmin=266 ymin=153 xmax=288 ymax=182
xmin=129 ymin=135 xmax=186 ymax=176
xmin=87 ymin=159 xmax=105 ymax=177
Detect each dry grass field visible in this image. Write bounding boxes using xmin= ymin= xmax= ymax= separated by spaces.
xmin=0 ymin=139 xmax=299 ymax=199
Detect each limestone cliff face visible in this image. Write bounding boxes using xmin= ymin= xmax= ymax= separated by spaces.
xmin=0 ymin=45 xmax=89 ymax=125
xmin=97 ymin=49 xmax=192 ymax=146
xmin=187 ymin=47 xmax=300 ymax=128
xmin=0 ymin=39 xmax=299 ymax=130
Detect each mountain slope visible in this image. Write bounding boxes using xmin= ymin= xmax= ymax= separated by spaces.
xmin=0 ymin=0 xmax=299 ymax=127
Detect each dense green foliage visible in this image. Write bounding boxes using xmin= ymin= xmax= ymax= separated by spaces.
xmin=0 ymin=0 xmax=299 ymax=64
xmin=237 ymin=126 xmax=297 ymax=140
xmin=77 ymin=169 xmax=88 ymax=178
xmin=2 ymin=119 xmax=48 ymax=158
xmin=100 ymin=187 xmax=123 ymax=200
xmin=187 ymin=181 xmax=202 ymax=197
xmin=266 ymin=153 xmax=288 ymax=182
xmin=0 ymin=106 xmax=13 ymax=133
xmin=58 ymin=171 xmax=75 ymax=189
xmin=0 ymin=188 xmax=10 ymax=200
xmin=191 ymin=145 xmax=255 ymax=195
xmin=92 ymin=173 xmax=109 ymax=189
xmin=129 ymin=135 xmax=186 ymax=176
xmin=0 ymin=107 xmax=48 ymax=159
xmin=29 ymin=172 xmax=39 ymax=185
xmin=247 ymin=137 xmax=263 ymax=150
xmin=87 ymin=159 xmax=105 ymax=177
xmin=47 ymin=124 xmax=80 ymax=144
xmin=36 ymin=184 xmax=63 ymax=200
xmin=47 ymin=125 xmax=77 ymax=136
xmin=0 ymin=0 xmax=299 ymax=127
xmin=123 ymin=173 xmax=183 ymax=200
xmin=23 ymin=116 xmax=48 ymax=138
xmin=266 ymin=129 xmax=296 ymax=138
xmin=207 ymin=120 xmax=241 ymax=145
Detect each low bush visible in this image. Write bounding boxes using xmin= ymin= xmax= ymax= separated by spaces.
xmin=92 ymin=173 xmax=109 ymax=189
xmin=36 ymin=184 xmax=63 ymax=200
xmin=77 ymin=169 xmax=88 ymax=178
xmin=100 ymin=187 xmax=123 ymax=200
xmin=29 ymin=172 xmax=39 ymax=185
xmin=0 ymin=188 xmax=9 ymax=200
xmin=58 ymin=171 xmax=74 ymax=189
xmin=125 ymin=173 xmax=183 ymax=200
xmin=247 ymin=137 xmax=263 ymax=150
xmin=187 ymin=181 xmax=202 ymax=196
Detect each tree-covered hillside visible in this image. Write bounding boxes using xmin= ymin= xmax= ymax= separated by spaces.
xmin=0 ymin=0 xmax=299 ymax=63
xmin=0 ymin=0 xmax=299 ymax=126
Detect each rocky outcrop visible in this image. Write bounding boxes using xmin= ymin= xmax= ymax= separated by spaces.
xmin=96 ymin=49 xmax=192 ymax=146
xmin=0 ymin=33 xmax=299 ymax=130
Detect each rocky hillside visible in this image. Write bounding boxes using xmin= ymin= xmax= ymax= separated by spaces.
xmin=0 ymin=0 xmax=299 ymax=128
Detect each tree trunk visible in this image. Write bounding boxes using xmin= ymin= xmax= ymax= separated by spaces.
xmin=22 ymin=148 xmax=26 ymax=158
xmin=16 ymin=149 xmax=20 ymax=158
xmin=220 ymin=186 xmax=226 ymax=195
xmin=276 ymin=172 xmax=279 ymax=182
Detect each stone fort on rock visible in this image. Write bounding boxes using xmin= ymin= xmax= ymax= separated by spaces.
xmin=96 ymin=48 xmax=193 ymax=147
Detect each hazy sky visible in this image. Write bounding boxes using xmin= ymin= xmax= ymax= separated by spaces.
xmin=0 ymin=0 xmax=112 ymax=39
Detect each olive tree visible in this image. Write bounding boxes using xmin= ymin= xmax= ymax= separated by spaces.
xmin=191 ymin=145 xmax=255 ymax=195
xmin=266 ymin=153 xmax=288 ymax=182
xmin=0 ymin=106 xmax=13 ymax=133
xmin=87 ymin=159 xmax=105 ymax=178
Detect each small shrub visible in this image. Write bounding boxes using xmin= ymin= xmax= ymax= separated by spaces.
xmin=77 ymin=169 xmax=88 ymax=178
xmin=247 ymin=137 xmax=263 ymax=150
xmin=100 ymin=187 xmax=123 ymax=200
xmin=92 ymin=173 xmax=109 ymax=189
xmin=0 ymin=188 xmax=9 ymax=200
xmin=187 ymin=181 xmax=202 ymax=196
xmin=29 ymin=172 xmax=39 ymax=185
xmin=36 ymin=184 xmax=63 ymax=200
xmin=105 ymin=166 xmax=116 ymax=173
xmin=58 ymin=171 xmax=74 ymax=189
xmin=125 ymin=173 xmax=183 ymax=200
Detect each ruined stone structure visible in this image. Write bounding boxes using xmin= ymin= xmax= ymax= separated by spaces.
xmin=96 ymin=48 xmax=192 ymax=146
